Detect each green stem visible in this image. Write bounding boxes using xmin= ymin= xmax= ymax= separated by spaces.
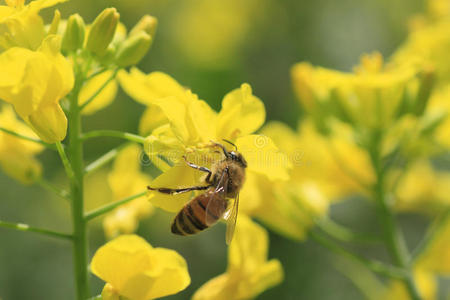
xmin=79 ymin=68 xmax=118 ymax=111
xmin=67 ymin=75 xmax=90 ymax=300
xmin=81 ymin=130 xmax=145 ymax=144
xmin=0 ymin=127 xmax=57 ymax=150
xmin=84 ymin=143 xmax=129 ymax=175
xmin=85 ymin=67 xmax=108 ymax=81
xmin=56 ymin=141 xmax=75 ymax=181
xmin=0 ymin=220 xmax=72 ymax=240
xmin=309 ymin=230 xmax=407 ymax=279
xmin=316 ymin=217 xmax=383 ymax=244
xmin=369 ymin=129 xmax=422 ymax=300
xmin=411 ymin=208 xmax=450 ymax=263
xmin=85 ymin=191 xmax=146 ymax=221
xmin=36 ymin=178 xmax=70 ymax=200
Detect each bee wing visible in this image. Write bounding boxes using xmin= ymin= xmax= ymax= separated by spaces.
xmin=224 ymin=193 xmax=239 ymax=245
xmin=205 ymin=168 xmax=228 ymax=226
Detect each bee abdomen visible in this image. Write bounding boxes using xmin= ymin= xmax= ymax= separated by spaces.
xmin=171 ymin=202 xmax=209 ymax=236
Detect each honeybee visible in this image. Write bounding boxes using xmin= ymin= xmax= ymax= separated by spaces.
xmin=148 ymin=140 xmax=247 ymax=244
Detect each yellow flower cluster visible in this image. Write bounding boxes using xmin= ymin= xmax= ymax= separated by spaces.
xmin=193 ymin=216 xmax=283 ymax=300
xmin=118 ymin=69 xmax=288 ymax=297
xmin=0 ymin=34 xmax=73 ymax=143
xmin=119 ymin=69 xmax=290 ymax=215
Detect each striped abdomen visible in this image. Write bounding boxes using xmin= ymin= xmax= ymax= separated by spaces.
xmin=171 ymin=189 xmax=228 ymax=236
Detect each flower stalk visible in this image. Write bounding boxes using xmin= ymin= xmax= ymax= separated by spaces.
xmin=67 ymin=71 xmax=90 ymax=300
xmin=368 ymin=129 xmax=422 ymax=300
xmin=0 ymin=220 xmax=72 ymax=240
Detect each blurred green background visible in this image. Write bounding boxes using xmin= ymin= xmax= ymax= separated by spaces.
xmin=2 ymin=0 xmax=449 ymax=299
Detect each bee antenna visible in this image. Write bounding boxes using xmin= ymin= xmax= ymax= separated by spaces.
xmin=222 ymin=139 xmax=237 ymax=151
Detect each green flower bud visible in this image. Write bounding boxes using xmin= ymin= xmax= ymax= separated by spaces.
xmin=129 ymin=15 xmax=158 ymax=38
xmin=86 ymin=8 xmax=120 ymax=56
xmin=115 ymin=31 xmax=152 ymax=67
xmin=62 ymin=14 xmax=86 ymax=53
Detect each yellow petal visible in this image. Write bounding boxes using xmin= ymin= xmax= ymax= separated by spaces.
xmin=79 ymin=70 xmax=118 ymax=115
xmin=91 ymin=235 xmax=190 ymax=300
xmin=216 ymin=83 xmax=265 ymax=140
xmin=194 ymin=216 xmax=283 ymax=300
xmin=101 ymin=283 xmax=120 ymax=300
xmin=151 ymin=96 xmax=189 ymax=142
xmin=148 ymin=165 xmax=204 ymax=213
xmin=0 ymin=105 xmax=44 ymax=184
xmin=27 ymin=103 xmax=67 ymax=143
xmin=139 ymin=105 xmax=169 ymax=136
xmin=118 ymin=69 xmax=187 ymax=106
xmin=91 ymin=235 xmax=154 ymax=293
xmin=228 ymin=215 xmax=270 ymax=272
xmin=0 ymin=149 xmax=42 ymax=184
xmin=235 ymin=135 xmax=291 ymax=181
xmin=192 ymin=274 xmax=231 ymax=300
xmin=144 ymin=124 xmax=186 ymax=169
xmin=187 ymin=97 xmax=217 ymax=143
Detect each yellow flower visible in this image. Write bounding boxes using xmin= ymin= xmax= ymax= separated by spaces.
xmin=292 ymin=53 xmax=418 ymax=130
xmin=192 ymin=216 xmax=283 ymax=300
xmin=118 ymin=69 xmax=290 ymax=214
xmin=0 ymin=104 xmax=43 ymax=184
xmin=78 ymin=70 xmax=118 ymax=115
xmin=0 ymin=0 xmax=67 ymax=50
xmin=0 ymin=35 xmax=74 ymax=143
xmin=291 ymin=62 xmax=352 ymax=117
xmin=393 ymin=20 xmax=450 ymax=85
xmin=393 ymin=160 xmax=450 ymax=214
xmin=263 ymin=120 xmax=374 ymax=199
xmin=91 ymin=234 xmax=190 ymax=300
xmin=251 ymin=120 xmax=374 ymax=240
xmin=103 ymin=145 xmax=154 ymax=238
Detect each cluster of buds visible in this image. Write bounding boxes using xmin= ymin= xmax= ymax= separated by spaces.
xmin=61 ymin=8 xmax=157 ymax=67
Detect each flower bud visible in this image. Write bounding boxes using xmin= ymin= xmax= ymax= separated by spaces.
xmin=62 ymin=14 xmax=86 ymax=53
xmin=129 ymin=15 xmax=158 ymax=38
xmin=115 ymin=31 xmax=152 ymax=67
xmin=86 ymin=8 xmax=120 ymax=56
xmin=48 ymin=9 xmax=61 ymax=35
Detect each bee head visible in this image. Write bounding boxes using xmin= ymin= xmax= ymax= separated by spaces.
xmin=229 ymin=151 xmax=247 ymax=168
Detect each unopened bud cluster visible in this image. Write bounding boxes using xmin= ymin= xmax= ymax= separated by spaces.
xmin=61 ymin=8 xmax=157 ymax=67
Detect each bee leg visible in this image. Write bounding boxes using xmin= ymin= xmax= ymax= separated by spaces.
xmin=209 ymin=140 xmax=230 ymax=158
xmin=182 ymin=156 xmax=213 ymax=183
xmin=147 ymin=185 xmax=211 ymax=195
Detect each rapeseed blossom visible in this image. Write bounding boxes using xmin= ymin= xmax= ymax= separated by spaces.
xmin=252 ymin=119 xmax=374 ymax=240
xmin=103 ymin=144 xmax=154 ymax=238
xmin=0 ymin=105 xmax=43 ymax=183
xmin=0 ymin=0 xmax=66 ymax=50
xmin=118 ymin=69 xmax=290 ymax=214
xmin=91 ymin=234 xmax=190 ymax=300
xmin=192 ymin=216 xmax=283 ymax=300
xmin=394 ymin=160 xmax=450 ymax=214
xmin=292 ymin=52 xmax=419 ymax=130
xmin=0 ymin=35 xmax=73 ymax=143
